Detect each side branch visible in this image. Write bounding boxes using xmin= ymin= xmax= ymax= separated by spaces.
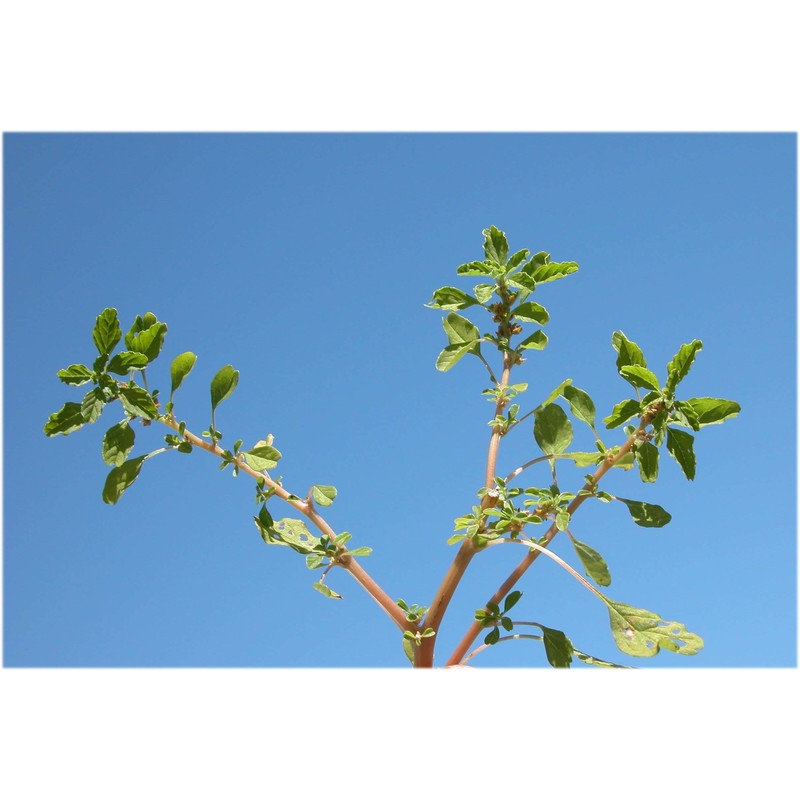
xmin=444 ymin=412 xmax=655 ymax=666
xmin=161 ymin=417 xmax=414 ymax=633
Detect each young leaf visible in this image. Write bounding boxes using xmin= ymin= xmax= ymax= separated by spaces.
xmin=347 ymin=546 xmax=373 ymax=557
xmin=534 ymin=404 xmax=574 ymax=455
xmin=102 ymin=455 xmax=147 ymax=505
xmin=442 ymin=312 xmax=481 ymax=347
xmin=426 ymin=286 xmax=480 ymax=311
xmin=107 ymin=351 xmax=150 ymax=375
xmin=562 ymin=385 xmax=596 ymax=430
xmin=92 ymin=308 xmax=121 ymax=357
xmin=243 ymin=444 xmax=282 ymax=471
xmin=517 ymin=330 xmax=548 ymax=350
xmin=312 ymin=485 xmax=337 ymax=506
xmin=473 ymin=283 xmax=495 ymax=304
xmin=665 ymin=340 xmax=703 ymax=395
xmin=170 ymin=352 xmax=198 ymax=400
xmin=312 ymin=581 xmax=343 ymax=600
xmin=57 ymin=364 xmax=93 ymax=386
xmin=611 ymin=331 xmax=647 ymax=372
xmin=666 ymin=426 xmax=696 ymax=480
xmin=210 ymin=365 xmax=239 ymax=412
xmin=102 ymin=420 xmax=136 ymax=466
xmin=605 ymin=599 xmax=704 ymax=657
xmin=306 ymin=553 xmax=325 ymax=570
xmin=482 ymin=225 xmax=509 ymax=265
xmin=456 ymin=260 xmax=493 ymax=276
xmin=571 ymin=538 xmax=612 ymax=586
xmin=634 ymin=440 xmax=659 ymax=483
xmin=125 ymin=316 xmax=168 ymax=362
xmin=526 ymin=261 xmax=578 ymax=284
xmin=540 ymin=626 xmax=574 ymax=668
xmin=506 ymin=249 xmax=530 ymax=271
xmin=43 ymin=402 xmax=86 ymax=437
xmin=619 ymin=365 xmax=661 ymax=392
xmin=118 ymin=385 xmax=160 ymax=420
xmin=503 ymin=590 xmax=522 ymax=614
xmin=685 ymin=397 xmax=741 ymax=427
xmin=512 ymin=301 xmax=549 ymax=325
xmin=603 ymin=398 xmax=640 ymax=429
xmin=616 ymin=497 xmax=672 ymax=528
xmin=81 ymin=387 xmax=106 ymax=424
xmin=538 ymin=379 xmax=573 ymax=409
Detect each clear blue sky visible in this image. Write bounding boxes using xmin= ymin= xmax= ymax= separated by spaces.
xmin=3 ymin=133 xmax=796 ymax=668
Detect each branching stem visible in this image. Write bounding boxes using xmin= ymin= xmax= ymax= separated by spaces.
xmin=160 ymin=416 xmax=414 ymax=633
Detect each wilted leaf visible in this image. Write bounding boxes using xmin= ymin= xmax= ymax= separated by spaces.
xmin=605 ymin=599 xmax=704 ymax=657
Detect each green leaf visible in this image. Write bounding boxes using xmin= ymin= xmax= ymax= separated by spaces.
xmin=605 ymin=599 xmax=704 ymax=657
xmin=560 ymin=451 xmax=603 ymax=467
xmin=442 ymin=312 xmax=480 ymax=347
xmin=540 ymin=626 xmax=573 ymax=667
xmin=685 ymin=397 xmax=741 ymax=427
xmin=312 ymin=485 xmax=337 ymax=506
xmin=92 ymin=308 xmax=121 ymax=357
xmin=125 ymin=316 xmax=168 ymax=362
xmin=611 ymin=331 xmax=647 ymax=372
xmin=527 ymin=261 xmax=579 ymax=284
xmin=517 ymin=330 xmax=548 ymax=350
xmin=473 ymin=283 xmax=495 ymax=304
xmin=512 ymin=301 xmax=549 ymax=325
xmin=243 ymin=442 xmax=282 ymax=471
xmin=619 ymin=365 xmax=661 ymax=392
xmin=169 ymin=352 xmax=198 ymax=400
xmin=571 ymin=538 xmax=612 ymax=586
xmin=43 ymin=402 xmax=86 ymax=437
xmin=81 ymin=387 xmax=106 ymax=424
xmin=634 ymin=440 xmax=659 ymax=483
xmin=503 ymin=590 xmax=522 ymax=613
xmin=574 ymin=651 xmax=630 ymax=668
xmin=210 ymin=365 xmax=239 ymax=412
xmin=306 ymin=553 xmax=325 ymax=570
xmin=456 ymin=260 xmax=493 ymax=276
xmin=102 ymin=455 xmax=147 ymax=505
xmin=102 ymin=420 xmax=136 ymax=466
xmin=671 ymin=400 xmax=701 ymax=431
xmin=665 ymin=340 xmax=703 ymax=395
xmin=312 ymin=581 xmax=343 ymax=600
xmin=57 ymin=364 xmax=93 ymax=386
xmin=666 ymin=427 xmax=696 ymax=480
xmin=616 ymin=497 xmax=672 ymax=528
xmin=534 ymin=404 xmax=574 ymax=455
xmin=603 ymin=398 xmax=640 ymax=429
xmin=426 ymin=286 xmax=480 ymax=310
xmin=268 ymin=518 xmax=321 ymax=554
xmin=118 ymin=385 xmax=160 ymax=420
xmin=484 ymin=627 xmax=501 ymax=646
xmin=562 ymin=385 xmax=596 ymax=430
xmin=436 ymin=343 xmax=478 ymax=371
xmin=482 ymin=225 xmax=509 ymax=265
xmin=107 ymin=351 xmax=150 ymax=375
xmin=506 ymin=249 xmax=530 ymax=271
xmin=347 ymin=546 xmax=373 ymax=557
xmin=538 ymin=379 xmax=573 ymax=409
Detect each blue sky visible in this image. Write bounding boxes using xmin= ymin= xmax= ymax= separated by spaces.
xmin=3 ymin=132 xmax=796 ymax=668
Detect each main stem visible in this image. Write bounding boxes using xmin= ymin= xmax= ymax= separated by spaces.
xmin=415 ymin=357 xmax=513 ymax=667
xmin=444 ymin=411 xmax=655 ymax=666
